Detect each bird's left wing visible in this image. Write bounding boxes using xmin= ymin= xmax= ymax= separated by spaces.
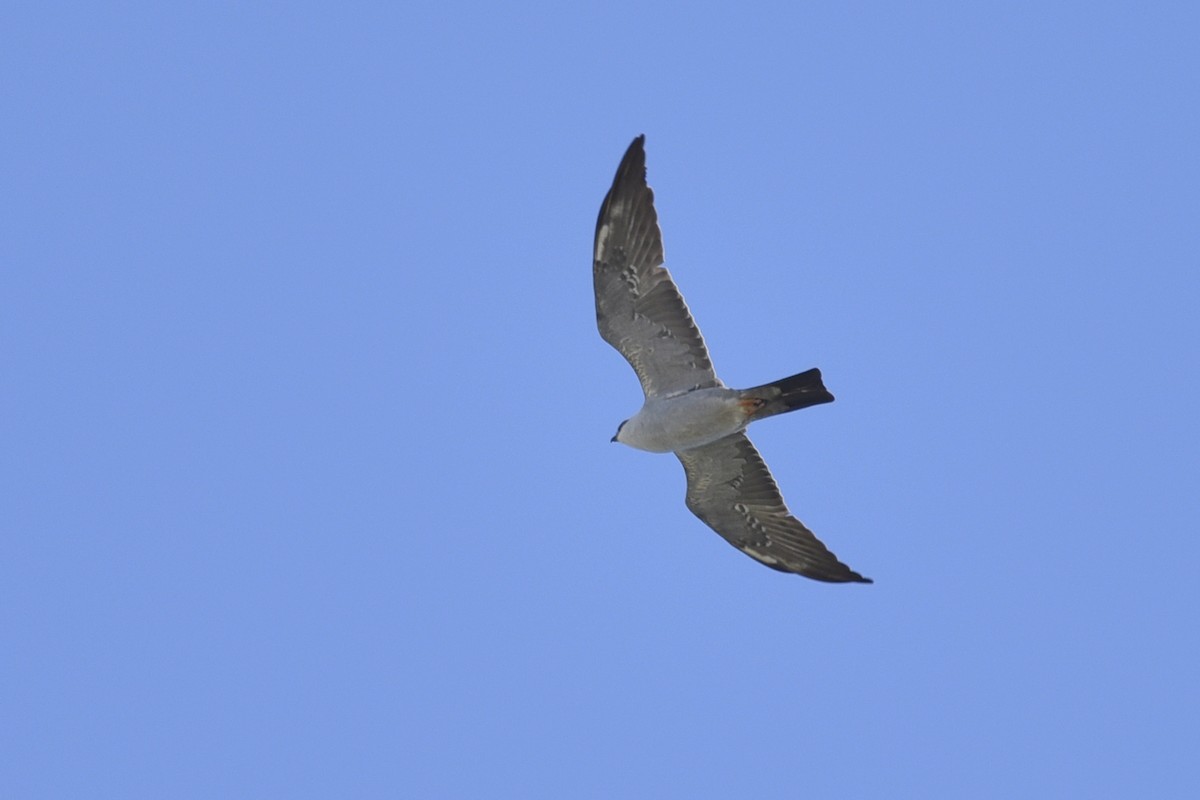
xmin=594 ymin=136 xmax=721 ymax=398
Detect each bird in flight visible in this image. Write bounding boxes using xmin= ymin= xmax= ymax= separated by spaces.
xmin=594 ymin=135 xmax=871 ymax=583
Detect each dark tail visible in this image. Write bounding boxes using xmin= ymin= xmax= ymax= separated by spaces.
xmin=743 ymin=368 xmax=834 ymax=422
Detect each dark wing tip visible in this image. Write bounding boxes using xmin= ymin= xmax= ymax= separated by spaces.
xmin=794 ymin=563 xmax=873 ymax=584
xmin=594 ymin=134 xmax=662 ymax=265
xmin=733 ymin=528 xmax=872 ymax=584
xmin=611 ymin=134 xmax=648 ymax=194
xmin=809 ymin=558 xmax=873 ymax=583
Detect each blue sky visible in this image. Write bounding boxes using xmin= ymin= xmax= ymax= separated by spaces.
xmin=4 ymin=2 xmax=1198 ymax=797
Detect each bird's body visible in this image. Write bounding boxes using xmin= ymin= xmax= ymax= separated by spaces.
xmin=614 ymin=388 xmax=748 ymax=453
xmin=593 ymin=135 xmax=871 ymax=583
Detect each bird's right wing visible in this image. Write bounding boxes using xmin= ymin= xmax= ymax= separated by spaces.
xmin=676 ymin=433 xmax=871 ymax=583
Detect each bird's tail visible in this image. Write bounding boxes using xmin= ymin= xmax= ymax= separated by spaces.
xmin=742 ymin=368 xmax=834 ymax=422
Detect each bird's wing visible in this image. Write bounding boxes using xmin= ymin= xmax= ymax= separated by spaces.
xmin=676 ymin=433 xmax=871 ymax=583
xmin=593 ymin=136 xmax=721 ymax=398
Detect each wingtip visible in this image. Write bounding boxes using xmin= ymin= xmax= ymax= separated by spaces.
xmin=800 ymin=565 xmax=874 ymax=584
xmin=608 ymin=135 xmax=647 ymax=177
xmin=841 ymin=566 xmax=873 ymax=584
xmin=623 ymin=134 xmax=646 ymax=165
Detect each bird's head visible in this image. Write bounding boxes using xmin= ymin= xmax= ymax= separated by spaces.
xmin=611 ymin=419 xmax=629 ymax=444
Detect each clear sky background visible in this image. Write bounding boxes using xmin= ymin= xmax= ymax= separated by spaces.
xmin=5 ymin=2 xmax=1198 ymax=798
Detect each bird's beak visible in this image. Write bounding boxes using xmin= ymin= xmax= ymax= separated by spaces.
xmin=610 ymin=434 xmax=618 ymax=443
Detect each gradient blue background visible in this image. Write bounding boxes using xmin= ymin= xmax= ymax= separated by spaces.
xmin=5 ymin=2 xmax=1198 ymax=797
